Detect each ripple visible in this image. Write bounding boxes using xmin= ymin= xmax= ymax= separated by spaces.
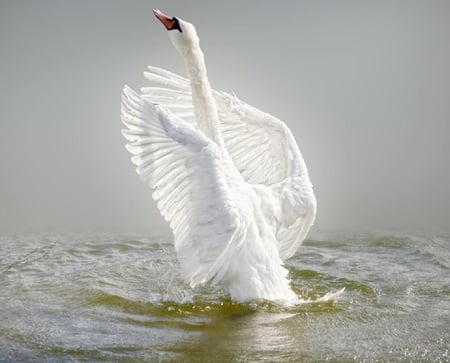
xmin=1 ymin=231 xmax=449 ymax=362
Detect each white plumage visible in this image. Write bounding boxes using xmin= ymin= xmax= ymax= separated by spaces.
xmin=121 ymin=10 xmax=316 ymax=302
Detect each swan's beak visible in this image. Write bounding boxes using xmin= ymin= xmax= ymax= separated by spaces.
xmin=154 ymin=9 xmax=176 ymax=31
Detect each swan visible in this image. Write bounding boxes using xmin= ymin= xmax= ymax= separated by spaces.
xmin=121 ymin=9 xmax=316 ymax=302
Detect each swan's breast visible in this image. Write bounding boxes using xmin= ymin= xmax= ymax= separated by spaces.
xmin=251 ymin=184 xmax=281 ymax=232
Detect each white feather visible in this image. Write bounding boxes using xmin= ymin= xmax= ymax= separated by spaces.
xmin=134 ymin=67 xmax=317 ymax=261
xmin=121 ymin=13 xmax=316 ymax=302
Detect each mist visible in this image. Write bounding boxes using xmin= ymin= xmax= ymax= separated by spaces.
xmin=1 ymin=0 xmax=449 ymax=234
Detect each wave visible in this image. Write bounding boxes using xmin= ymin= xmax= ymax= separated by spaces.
xmin=0 ymin=231 xmax=449 ymax=362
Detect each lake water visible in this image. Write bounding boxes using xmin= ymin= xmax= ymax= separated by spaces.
xmin=0 ymin=231 xmax=449 ymax=362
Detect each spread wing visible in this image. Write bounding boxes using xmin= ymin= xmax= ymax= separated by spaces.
xmin=215 ymin=92 xmax=308 ymax=185
xmin=141 ymin=66 xmax=308 ymax=185
xmin=121 ymin=86 xmax=244 ymax=287
xmin=137 ymin=66 xmax=316 ymax=260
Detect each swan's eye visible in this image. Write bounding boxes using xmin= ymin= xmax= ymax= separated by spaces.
xmin=171 ymin=18 xmax=182 ymax=33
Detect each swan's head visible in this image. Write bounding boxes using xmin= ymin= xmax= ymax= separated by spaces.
xmin=154 ymin=9 xmax=198 ymax=56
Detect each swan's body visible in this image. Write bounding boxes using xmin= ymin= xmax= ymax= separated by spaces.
xmin=121 ymin=10 xmax=316 ymax=302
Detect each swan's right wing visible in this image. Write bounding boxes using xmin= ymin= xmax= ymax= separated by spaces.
xmin=141 ymin=66 xmax=308 ymax=186
xmin=215 ymin=92 xmax=308 ymax=185
xmin=121 ymin=86 xmax=242 ymax=288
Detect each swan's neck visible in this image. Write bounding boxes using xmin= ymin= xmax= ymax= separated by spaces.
xmin=182 ymin=41 xmax=225 ymax=150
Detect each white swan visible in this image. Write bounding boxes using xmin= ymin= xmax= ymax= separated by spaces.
xmin=121 ymin=10 xmax=316 ymax=302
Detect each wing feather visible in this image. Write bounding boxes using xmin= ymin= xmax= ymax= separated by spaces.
xmin=121 ymin=85 xmax=243 ymax=286
xmin=126 ymin=66 xmax=316 ymax=262
xmin=138 ymin=67 xmax=308 ymax=185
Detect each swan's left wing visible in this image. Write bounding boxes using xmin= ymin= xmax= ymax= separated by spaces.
xmin=121 ymin=86 xmax=243 ymax=287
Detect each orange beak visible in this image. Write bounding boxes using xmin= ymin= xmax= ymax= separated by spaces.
xmin=154 ymin=9 xmax=176 ymax=30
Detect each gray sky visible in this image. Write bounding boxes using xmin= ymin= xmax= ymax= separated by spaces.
xmin=1 ymin=1 xmax=449 ymax=234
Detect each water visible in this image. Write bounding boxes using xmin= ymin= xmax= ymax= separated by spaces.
xmin=0 ymin=231 xmax=449 ymax=362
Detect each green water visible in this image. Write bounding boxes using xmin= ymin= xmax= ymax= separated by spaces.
xmin=0 ymin=231 xmax=449 ymax=362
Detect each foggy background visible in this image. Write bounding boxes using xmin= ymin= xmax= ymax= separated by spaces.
xmin=1 ymin=1 xmax=449 ymax=234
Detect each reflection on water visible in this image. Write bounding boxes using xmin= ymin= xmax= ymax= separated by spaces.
xmin=0 ymin=231 xmax=449 ymax=361
xmin=174 ymin=311 xmax=303 ymax=362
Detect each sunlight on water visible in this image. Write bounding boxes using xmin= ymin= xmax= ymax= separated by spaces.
xmin=0 ymin=231 xmax=449 ymax=362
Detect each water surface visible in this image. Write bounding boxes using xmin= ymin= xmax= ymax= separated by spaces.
xmin=1 ymin=231 xmax=449 ymax=362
